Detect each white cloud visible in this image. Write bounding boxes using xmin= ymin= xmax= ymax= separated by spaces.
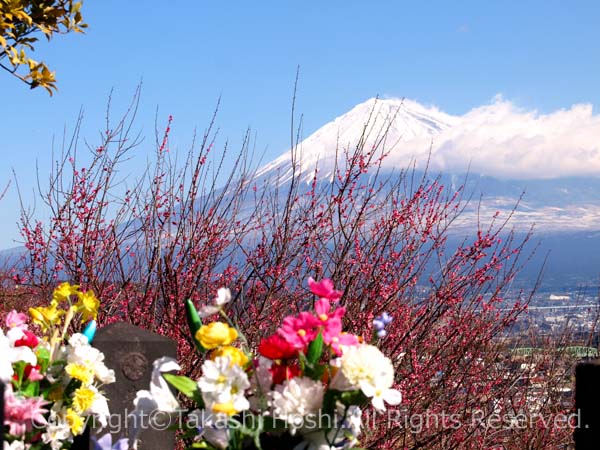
xmin=384 ymin=96 xmax=600 ymax=179
xmin=259 ymin=96 xmax=600 ymax=183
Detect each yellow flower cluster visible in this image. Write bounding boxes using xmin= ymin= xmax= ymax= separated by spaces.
xmin=196 ymin=321 xmax=249 ymax=368
xmin=29 ymin=282 xmax=99 ymax=331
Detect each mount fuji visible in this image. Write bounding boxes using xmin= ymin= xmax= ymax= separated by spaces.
xmin=254 ymin=97 xmax=600 ymax=235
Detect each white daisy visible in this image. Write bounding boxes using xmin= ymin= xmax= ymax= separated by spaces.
xmin=198 ymin=356 xmax=250 ymax=414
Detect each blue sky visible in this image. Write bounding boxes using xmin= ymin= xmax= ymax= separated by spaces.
xmin=1 ymin=1 xmax=600 ymax=248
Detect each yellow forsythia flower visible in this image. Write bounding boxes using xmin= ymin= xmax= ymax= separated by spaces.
xmin=53 ymin=282 xmax=80 ymax=303
xmin=66 ymin=363 xmax=94 ymax=385
xmin=211 ymin=401 xmax=238 ymax=416
xmin=65 ymin=408 xmax=85 ymax=435
xmin=75 ymin=290 xmax=99 ymax=321
xmin=210 ymin=345 xmax=249 ymax=367
xmin=29 ymin=302 xmax=64 ymax=330
xmin=195 ymin=322 xmax=238 ymax=349
xmin=73 ymin=386 xmax=96 ymax=413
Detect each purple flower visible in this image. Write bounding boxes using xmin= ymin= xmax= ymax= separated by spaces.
xmin=93 ymin=433 xmax=129 ymax=450
xmin=373 ymin=312 xmax=393 ymax=338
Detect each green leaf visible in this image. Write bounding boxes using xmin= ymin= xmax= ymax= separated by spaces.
xmin=189 ymin=442 xmax=216 ymax=449
xmin=240 ymin=414 xmax=263 ymax=450
xmin=36 ymin=347 xmax=51 ymax=372
xmin=20 ymin=381 xmax=39 ymax=397
xmin=304 ymin=363 xmax=326 ymax=381
xmin=185 ymin=299 xmax=206 ymax=352
xmin=163 ymin=373 xmax=203 ymax=406
xmin=306 ymin=331 xmax=324 ymax=365
xmin=339 ymin=390 xmax=368 ymax=407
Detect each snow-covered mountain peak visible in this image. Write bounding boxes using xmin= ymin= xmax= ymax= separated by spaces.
xmin=255 ymin=97 xmax=457 ymax=185
xmin=255 ymin=96 xmax=600 ymax=184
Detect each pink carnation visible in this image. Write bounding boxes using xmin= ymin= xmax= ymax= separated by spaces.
xmin=3 ymin=385 xmax=48 ymax=437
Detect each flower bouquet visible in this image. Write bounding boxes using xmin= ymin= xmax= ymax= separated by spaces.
xmin=1 ymin=283 xmax=115 ymax=450
xmin=131 ymin=278 xmax=400 ymax=450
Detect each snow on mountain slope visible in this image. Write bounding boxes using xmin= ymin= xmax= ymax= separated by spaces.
xmin=254 ymin=97 xmax=458 ymax=185
xmin=256 ymin=96 xmax=600 ymax=184
xmin=254 ymin=97 xmax=600 ymax=234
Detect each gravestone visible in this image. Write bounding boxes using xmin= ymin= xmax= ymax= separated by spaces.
xmin=574 ymin=359 xmax=600 ymax=449
xmin=1 ymin=382 xmax=4 ymax=449
xmin=89 ymin=322 xmax=178 ymax=450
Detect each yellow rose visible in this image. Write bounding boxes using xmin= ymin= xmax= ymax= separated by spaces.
xmin=210 ymin=345 xmax=249 ymax=367
xmin=195 ymin=322 xmax=238 ymax=349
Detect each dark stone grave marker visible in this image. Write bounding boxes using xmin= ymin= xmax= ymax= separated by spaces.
xmin=575 ymin=359 xmax=600 ymax=449
xmin=83 ymin=322 xmax=178 ymax=450
xmin=1 ymin=382 xmax=4 ymax=449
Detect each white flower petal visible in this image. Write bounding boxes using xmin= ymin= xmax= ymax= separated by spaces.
xmin=215 ymin=288 xmax=231 ymax=306
xmin=384 ymin=388 xmax=402 ymax=406
xmin=199 ymin=305 xmax=220 ymax=318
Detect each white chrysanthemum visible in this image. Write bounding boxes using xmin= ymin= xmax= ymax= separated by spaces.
xmin=42 ymin=408 xmax=72 ymax=450
xmin=0 ymin=328 xmax=37 ymax=382
xmin=199 ymin=356 xmax=250 ymax=414
xmin=330 ymin=344 xmax=401 ymax=412
xmin=270 ymin=377 xmax=324 ymax=435
xmin=66 ymin=333 xmax=115 ymax=384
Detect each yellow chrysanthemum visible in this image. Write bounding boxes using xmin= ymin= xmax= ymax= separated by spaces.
xmin=211 ymin=401 xmax=238 ymax=416
xmin=195 ymin=322 xmax=238 ymax=350
xmin=65 ymin=408 xmax=85 ymax=435
xmin=210 ymin=346 xmax=249 ymax=367
xmin=72 ymin=386 xmax=96 ymax=413
xmin=53 ymin=282 xmax=80 ymax=303
xmin=29 ymin=302 xmax=64 ymax=330
xmin=66 ymin=363 xmax=94 ymax=385
xmin=75 ymin=290 xmax=99 ymax=321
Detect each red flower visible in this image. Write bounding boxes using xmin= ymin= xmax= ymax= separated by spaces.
xmin=14 ymin=330 xmax=39 ymax=348
xmin=12 ymin=364 xmax=43 ymax=382
xmin=258 ymin=334 xmax=298 ymax=360
xmin=270 ymin=362 xmax=301 ymax=385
